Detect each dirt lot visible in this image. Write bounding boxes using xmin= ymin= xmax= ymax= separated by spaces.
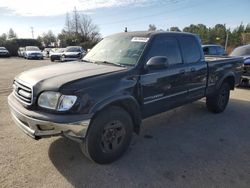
xmin=0 ymin=57 xmax=250 ymax=188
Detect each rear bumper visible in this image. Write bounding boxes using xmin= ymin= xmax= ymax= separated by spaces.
xmin=8 ymin=93 xmax=92 ymax=142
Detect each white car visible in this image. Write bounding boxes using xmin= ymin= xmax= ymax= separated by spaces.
xmin=49 ymin=48 xmax=65 ymax=62
xmin=60 ymin=46 xmax=86 ymax=62
xmin=0 ymin=47 xmax=10 ymax=57
xmin=18 ymin=47 xmax=25 ymax=57
xmin=24 ymin=46 xmax=43 ymax=60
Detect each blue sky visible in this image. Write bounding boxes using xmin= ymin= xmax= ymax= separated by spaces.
xmin=0 ymin=0 xmax=249 ymax=38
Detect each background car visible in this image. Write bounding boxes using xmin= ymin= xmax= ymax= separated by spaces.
xmin=202 ymin=44 xmax=227 ymax=56
xmin=49 ymin=48 xmax=65 ymax=62
xmin=17 ymin=47 xmax=25 ymax=57
xmin=60 ymin=46 xmax=86 ymax=62
xmin=230 ymin=44 xmax=250 ymax=85
xmin=24 ymin=46 xmax=43 ymax=60
xmin=0 ymin=47 xmax=10 ymax=57
xmin=42 ymin=48 xmax=53 ymax=58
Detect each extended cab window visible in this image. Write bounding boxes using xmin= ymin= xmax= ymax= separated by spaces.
xmin=146 ymin=36 xmax=182 ymax=65
xmin=180 ymin=36 xmax=201 ymax=63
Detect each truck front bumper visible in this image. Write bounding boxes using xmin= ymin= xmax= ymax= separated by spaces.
xmin=8 ymin=93 xmax=92 ymax=142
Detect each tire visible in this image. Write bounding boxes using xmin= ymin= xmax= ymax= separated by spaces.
xmin=80 ymin=106 xmax=133 ymax=164
xmin=50 ymin=58 xmax=55 ymax=62
xmin=206 ymin=82 xmax=230 ymax=113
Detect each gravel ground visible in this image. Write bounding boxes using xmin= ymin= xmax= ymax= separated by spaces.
xmin=0 ymin=57 xmax=250 ymax=188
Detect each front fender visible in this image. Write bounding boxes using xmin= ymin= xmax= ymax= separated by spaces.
xmin=89 ymin=94 xmax=142 ymax=134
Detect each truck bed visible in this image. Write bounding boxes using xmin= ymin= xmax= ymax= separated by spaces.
xmin=205 ymin=55 xmax=240 ymax=62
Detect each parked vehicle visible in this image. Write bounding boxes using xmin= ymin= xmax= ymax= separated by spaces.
xmin=42 ymin=48 xmax=53 ymax=58
xmin=230 ymin=44 xmax=250 ymax=85
xmin=202 ymin=44 xmax=227 ymax=56
xmin=18 ymin=47 xmax=25 ymax=57
xmin=0 ymin=47 xmax=10 ymax=57
xmin=60 ymin=46 xmax=86 ymax=62
xmin=24 ymin=46 xmax=43 ymax=60
xmin=49 ymin=48 xmax=65 ymax=62
xmin=8 ymin=31 xmax=243 ymax=164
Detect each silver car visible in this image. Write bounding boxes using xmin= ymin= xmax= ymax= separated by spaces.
xmin=60 ymin=46 xmax=86 ymax=62
xmin=24 ymin=46 xmax=43 ymax=60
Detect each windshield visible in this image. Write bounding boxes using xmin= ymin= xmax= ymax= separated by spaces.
xmin=83 ymin=35 xmax=148 ymax=66
xmin=230 ymin=45 xmax=250 ymax=56
xmin=26 ymin=46 xmax=40 ymax=51
xmin=66 ymin=47 xmax=81 ymax=52
xmin=0 ymin=47 xmax=6 ymax=50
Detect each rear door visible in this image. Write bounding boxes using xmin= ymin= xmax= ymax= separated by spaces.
xmin=179 ymin=36 xmax=207 ymax=101
xmin=140 ymin=35 xmax=190 ymax=118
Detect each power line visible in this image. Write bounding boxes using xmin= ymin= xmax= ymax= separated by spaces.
xmin=98 ymin=1 xmax=200 ymax=26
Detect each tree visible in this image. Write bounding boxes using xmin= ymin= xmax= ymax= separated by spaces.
xmin=170 ymin=26 xmax=181 ymax=32
xmin=0 ymin=33 xmax=7 ymax=45
xmin=42 ymin=30 xmax=56 ymax=46
xmin=58 ymin=9 xmax=101 ymax=49
xmin=148 ymin=24 xmax=157 ymax=31
xmin=8 ymin=28 xmax=17 ymax=39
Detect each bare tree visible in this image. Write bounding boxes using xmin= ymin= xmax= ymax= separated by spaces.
xmin=65 ymin=12 xmax=71 ymax=33
xmin=58 ymin=9 xmax=101 ymax=48
xmin=72 ymin=7 xmax=81 ymax=34
xmin=148 ymin=24 xmax=157 ymax=31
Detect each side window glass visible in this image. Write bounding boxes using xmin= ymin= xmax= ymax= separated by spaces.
xmin=180 ymin=36 xmax=201 ymax=63
xmin=146 ymin=36 xmax=182 ymax=65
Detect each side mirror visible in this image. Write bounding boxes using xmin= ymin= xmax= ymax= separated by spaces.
xmin=146 ymin=56 xmax=169 ymax=70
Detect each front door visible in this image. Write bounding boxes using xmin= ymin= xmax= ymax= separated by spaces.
xmin=140 ymin=35 xmax=189 ymax=118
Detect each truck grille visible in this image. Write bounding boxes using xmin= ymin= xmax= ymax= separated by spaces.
xmin=13 ymin=80 xmax=33 ymax=105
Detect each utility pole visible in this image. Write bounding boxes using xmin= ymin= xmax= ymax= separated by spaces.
xmin=225 ymin=32 xmax=229 ymax=51
xmin=31 ymin=27 xmax=34 ymax=39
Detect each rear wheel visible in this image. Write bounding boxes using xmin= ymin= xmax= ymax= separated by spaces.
xmin=206 ymin=82 xmax=230 ymax=113
xmin=80 ymin=106 xmax=133 ymax=164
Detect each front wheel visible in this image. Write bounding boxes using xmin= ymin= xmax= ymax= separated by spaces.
xmin=206 ymin=82 xmax=230 ymax=113
xmin=80 ymin=106 xmax=133 ymax=164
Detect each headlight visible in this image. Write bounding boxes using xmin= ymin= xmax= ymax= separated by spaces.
xmin=38 ymin=91 xmax=77 ymax=111
xmin=57 ymin=95 xmax=77 ymax=111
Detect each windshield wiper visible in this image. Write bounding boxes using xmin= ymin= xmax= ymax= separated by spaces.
xmin=95 ymin=60 xmax=126 ymax=67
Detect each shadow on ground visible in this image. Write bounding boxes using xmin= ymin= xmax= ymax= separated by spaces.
xmin=49 ymin=99 xmax=250 ymax=187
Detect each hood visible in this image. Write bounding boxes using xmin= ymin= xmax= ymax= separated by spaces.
xmin=26 ymin=51 xmax=42 ymax=54
xmin=50 ymin=52 xmax=63 ymax=55
xmin=64 ymin=52 xmax=81 ymax=55
xmin=0 ymin=49 xmax=8 ymax=53
xmin=16 ymin=61 xmax=126 ymax=91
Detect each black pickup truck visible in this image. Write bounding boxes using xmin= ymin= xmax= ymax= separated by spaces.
xmin=8 ymin=31 xmax=243 ymax=164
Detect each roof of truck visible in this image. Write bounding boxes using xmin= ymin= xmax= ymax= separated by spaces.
xmin=107 ymin=31 xmax=198 ymax=38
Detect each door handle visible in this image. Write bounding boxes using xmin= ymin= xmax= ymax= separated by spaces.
xmin=179 ymin=69 xmax=185 ymax=74
xmin=190 ymin=68 xmax=196 ymax=72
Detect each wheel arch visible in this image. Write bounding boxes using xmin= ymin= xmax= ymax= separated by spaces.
xmin=216 ymin=72 xmax=235 ymax=90
xmin=89 ymin=95 xmax=142 ymax=134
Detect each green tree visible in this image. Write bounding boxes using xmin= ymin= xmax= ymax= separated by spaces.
xmin=170 ymin=26 xmax=181 ymax=32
